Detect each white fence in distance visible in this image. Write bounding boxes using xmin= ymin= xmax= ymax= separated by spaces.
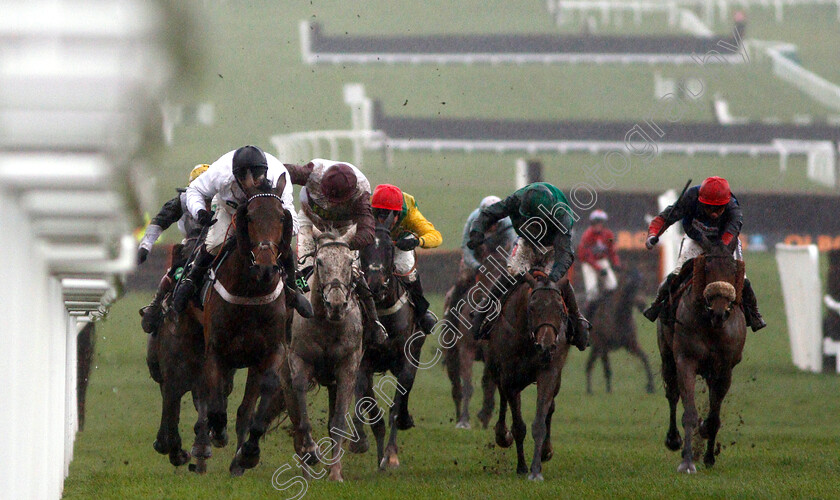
xmin=775 ymin=243 xmax=823 ymax=373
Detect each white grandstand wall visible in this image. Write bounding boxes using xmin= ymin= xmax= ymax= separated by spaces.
xmin=775 ymin=244 xmax=823 ymax=373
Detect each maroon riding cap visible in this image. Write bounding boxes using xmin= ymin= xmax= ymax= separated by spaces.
xmin=321 ymin=164 xmax=358 ymax=203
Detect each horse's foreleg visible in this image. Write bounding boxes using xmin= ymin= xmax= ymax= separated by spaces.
xmin=327 ymin=356 xmax=361 ymax=482
xmin=601 ymin=353 xmax=613 ymax=393
xmin=627 ymin=339 xmax=655 ymax=394
xmin=444 ymin=325 xmax=463 ymax=422
xmin=234 ymin=368 xmax=261 ymax=456
xmin=383 ymin=362 xmax=421 ymax=469
xmin=348 ymin=369 xmax=371 ymax=455
xmin=455 ymin=343 xmax=475 ymax=429
xmin=509 ymin=391 xmax=528 ymax=475
xmin=154 ymin=379 xmax=190 ymax=467
xmin=477 ymin=363 xmax=496 ymax=429
xmin=286 ymin=353 xmax=318 ymax=466
xmin=702 ymin=372 xmax=732 ymax=468
xmin=677 ymin=357 xmax=699 ymax=474
xmin=584 ymin=348 xmax=597 ymax=394
xmin=528 ymin=372 xmax=560 ymax=481
xmin=659 ymin=338 xmax=682 ymax=452
xmin=494 ymin=386 xmax=513 ymax=448
xmin=204 ymin=353 xmax=228 ymax=448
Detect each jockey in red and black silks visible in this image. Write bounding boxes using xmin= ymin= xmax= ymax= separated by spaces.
xmin=643 ymin=176 xmax=765 ymax=331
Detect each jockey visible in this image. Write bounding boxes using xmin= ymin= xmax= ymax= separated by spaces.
xmin=643 ymin=176 xmax=765 ymax=331
xmin=137 ymin=164 xmax=209 ymax=334
xmin=467 ymin=182 xmax=590 ymax=351
xmin=450 ymin=195 xmax=517 ymax=309
xmin=171 ymin=145 xmax=313 ymax=318
xmin=370 ymin=184 xmax=442 ymax=335
xmin=577 ymin=209 xmax=620 ymax=304
xmin=284 ymin=158 xmax=386 ymax=344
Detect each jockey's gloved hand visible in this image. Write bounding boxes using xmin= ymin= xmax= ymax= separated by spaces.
xmin=645 ymin=235 xmax=659 ymax=250
xmin=137 ymin=247 xmax=149 ymax=265
xmin=196 ymin=209 xmax=214 ymax=227
xmin=466 ymin=230 xmax=484 ymax=250
xmin=396 ymin=235 xmax=420 ymax=251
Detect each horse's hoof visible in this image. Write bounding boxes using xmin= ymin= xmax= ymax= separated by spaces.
xmin=541 ymin=447 xmax=553 ymax=463
xmin=496 ymin=431 xmax=513 ymax=448
xmin=665 ymin=433 xmax=682 ymax=452
xmin=516 ymin=465 xmax=528 ymax=475
xmin=304 ymin=449 xmax=319 ymax=466
xmin=396 ymin=413 xmax=415 ymax=430
xmin=527 ymin=472 xmax=544 ymax=481
xmin=210 ymin=428 xmax=228 ymax=448
xmin=703 ymin=453 xmax=716 ymax=468
xmin=153 ymin=439 xmax=168 ymax=455
xmin=231 ymin=444 xmax=260 ymax=473
xmin=191 ymin=444 xmax=212 ymax=459
xmin=169 ymin=449 xmax=191 ymax=467
xmin=328 ymin=470 xmax=344 ymax=482
xmin=348 ymin=438 xmax=369 ymax=454
xmin=229 ymin=463 xmax=245 ymax=477
xmin=677 ymin=461 xmax=697 ymax=474
xmin=379 ymin=454 xmax=400 ymax=470
xmin=455 ymin=421 xmax=471 ymax=430
xmin=646 ymin=383 xmax=656 ymax=394
xmin=189 ymin=459 xmax=207 ymax=475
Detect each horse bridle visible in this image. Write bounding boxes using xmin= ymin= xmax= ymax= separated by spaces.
xmin=527 ymin=284 xmax=568 ymax=347
xmin=365 ymin=228 xmax=396 ymax=300
xmin=315 ymin=239 xmax=356 ymax=303
xmin=244 ymin=193 xmax=284 ymax=268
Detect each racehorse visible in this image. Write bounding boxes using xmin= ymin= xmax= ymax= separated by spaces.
xmin=351 ymin=224 xmax=424 ymax=469
xmin=191 ymin=175 xmax=293 ymax=476
xmin=282 ymin=227 xmax=364 ymax=482
xmin=584 ymin=268 xmax=655 ymax=394
xmin=658 ymin=237 xmax=747 ymax=473
xmin=485 ymin=270 xmax=570 ymax=480
xmin=442 ymin=245 xmax=508 ymax=430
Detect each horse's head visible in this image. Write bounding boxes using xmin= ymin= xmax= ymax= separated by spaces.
xmin=312 ymin=225 xmax=357 ymax=321
xmin=359 ymin=225 xmax=395 ymax=301
xmin=235 ymin=175 xmax=290 ymax=284
xmin=524 ymin=272 xmax=568 ymax=355
xmin=698 ymin=236 xmax=742 ymax=329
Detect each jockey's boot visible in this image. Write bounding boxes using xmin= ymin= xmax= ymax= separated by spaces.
xmin=400 ymin=275 xmax=438 ymax=335
xmin=741 ymin=278 xmax=766 ymax=332
xmin=355 ymin=273 xmax=388 ymax=345
xmin=561 ymin=280 xmax=591 ymax=351
xmin=643 ymin=273 xmax=678 ymax=322
xmin=280 ymin=251 xmax=313 ymax=319
xmin=470 ymin=277 xmax=516 ymax=341
xmin=139 ymin=273 xmax=174 ymax=334
xmin=172 ymin=245 xmax=215 ymax=313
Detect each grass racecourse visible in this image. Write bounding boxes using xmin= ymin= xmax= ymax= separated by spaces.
xmin=64 ymin=253 xmax=840 ymax=499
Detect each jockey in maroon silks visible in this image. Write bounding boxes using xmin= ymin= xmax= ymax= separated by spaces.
xmin=577 ymin=209 xmax=620 ymax=305
xmin=643 ymin=176 xmax=765 ymax=332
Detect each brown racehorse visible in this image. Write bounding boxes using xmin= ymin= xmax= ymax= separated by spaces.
xmin=191 ymin=176 xmax=293 ymax=476
xmin=585 ymin=268 xmax=655 ymax=394
xmin=351 ymin=224 xmax=423 ymax=469
xmin=442 ymin=244 xmax=510 ymax=430
xmin=658 ymin=237 xmax=747 ymax=473
xmin=485 ymin=271 xmax=570 ymax=480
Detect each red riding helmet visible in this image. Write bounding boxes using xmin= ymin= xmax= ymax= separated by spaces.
xmin=371 ymin=184 xmax=404 ymax=211
xmin=698 ymin=176 xmax=731 ymax=206
xmin=321 ymin=163 xmax=358 ymax=203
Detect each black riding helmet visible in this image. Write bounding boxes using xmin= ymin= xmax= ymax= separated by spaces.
xmin=232 ymin=145 xmax=268 ymax=181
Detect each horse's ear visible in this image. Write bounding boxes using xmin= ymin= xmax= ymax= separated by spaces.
xmin=725 ymin=234 xmax=739 ymax=255
xmin=699 ymin=234 xmax=713 ymax=253
xmin=342 ymin=223 xmax=358 ymax=245
xmin=275 ymin=172 xmax=287 ymax=198
xmin=312 ymin=225 xmax=323 ymax=240
xmin=282 ymin=209 xmax=293 ymax=248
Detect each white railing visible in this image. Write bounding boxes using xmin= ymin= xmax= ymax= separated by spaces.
xmin=0 ymin=1 xmax=192 ymax=498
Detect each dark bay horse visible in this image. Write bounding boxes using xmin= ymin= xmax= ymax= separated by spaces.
xmin=585 ymin=268 xmax=655 ymax=394
xmin=351 ymin=225 xmax=424 ymax=469
xmin=282 ymin=227 xmax=363 ymax=482
xmin=485 ymin=271 xmax=570 ymax=480
xmin=442 ymin=244 xmax=508 ymax=430
xmin=191 ymin=177 xmax=293 ymax=476
xmin=658 ymin=238 xmax=747 ymax=473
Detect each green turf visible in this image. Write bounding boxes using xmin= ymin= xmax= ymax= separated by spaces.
xmin=63 ymin=253 xmax=840 ymax=499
